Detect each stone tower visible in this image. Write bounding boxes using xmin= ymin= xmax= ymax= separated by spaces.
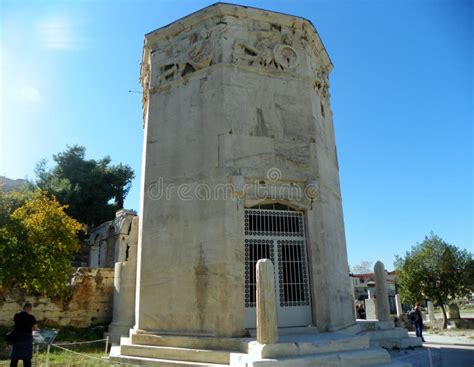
xmin=136 ymin=3 xmax=354 ymax=337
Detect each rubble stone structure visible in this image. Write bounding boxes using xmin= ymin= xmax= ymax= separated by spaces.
xmin=89 ymin=209 xmax=137 ymax=268
xmin=89 ymin=209 xmax=139 ymax=342
xmin=135 ymin=3 xmax=354 ymax=337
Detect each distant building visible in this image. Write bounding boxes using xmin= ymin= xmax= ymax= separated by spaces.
xmin=352 ymin=271 xmax=397 ymax=314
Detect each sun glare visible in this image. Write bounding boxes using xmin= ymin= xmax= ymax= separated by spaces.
xmin=19 ymin=86 xmax=41 ymax=103
xmin=37 ymin=16 xmax=84 ymax=51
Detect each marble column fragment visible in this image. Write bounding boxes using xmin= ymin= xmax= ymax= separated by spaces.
xmin=256 ymin=259 xmax=278 ymax=344
xmin=395 ymin=294 xmax=403 ymax=317
xmin=374 ymin=261 xmax=390 ymax=321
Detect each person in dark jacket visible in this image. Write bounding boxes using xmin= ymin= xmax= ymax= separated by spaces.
xmin=410 ymin=303 xmax=425 ymax=342
xmin=10 ymin=303 xmax=38 ymax=367
xmin=356 ymin=304 xmax=367 ymax=319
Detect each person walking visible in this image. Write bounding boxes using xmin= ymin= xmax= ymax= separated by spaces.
xmin=410 ymin=302 xmax=425 ymax=342
xmin=10 ymin=303 xmax=38 ymax=367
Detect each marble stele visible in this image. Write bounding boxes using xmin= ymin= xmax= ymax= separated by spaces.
xmin=135 ymin=3 xmax=354 ymax=338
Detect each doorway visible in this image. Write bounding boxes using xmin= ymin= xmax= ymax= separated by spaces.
xmin=244 ymin=205 xmax=312 ymax=328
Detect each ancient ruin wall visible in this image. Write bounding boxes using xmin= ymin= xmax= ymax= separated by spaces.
xmin=0 ymin=268 xmax=113 ymax=328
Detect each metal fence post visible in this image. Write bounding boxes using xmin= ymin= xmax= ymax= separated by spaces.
xmin=34 ymin=344 xmax=39 ymax=367
xmin=104 ymin=336 xmax=109 ymax=356
xmin=45 ymin=344 xmax=50 ymax=367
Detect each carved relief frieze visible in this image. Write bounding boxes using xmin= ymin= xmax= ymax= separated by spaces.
xmin=148 ymin=17 xmax=330 ymax=92
xmin=232 ymin=29 xmax=299 ymax=71
xmin=151 ymin=23 xmax=219 ymax=87
xmin=273 ymin=44 xmax=298 ymax=69
xmin=187 ymin=40 xmax=214 ymax=69
xmin=313 ymin=66 xmax=330 ymax=99
xmin=140 ymin=60 xmax=151 ymax=125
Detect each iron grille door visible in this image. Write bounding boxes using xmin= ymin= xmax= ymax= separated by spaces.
xmin=244 ymin=208 xmax=312 ymax=328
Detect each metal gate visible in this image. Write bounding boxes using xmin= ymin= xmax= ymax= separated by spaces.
xmin=244 ymin=208 xmax=312 ymax=328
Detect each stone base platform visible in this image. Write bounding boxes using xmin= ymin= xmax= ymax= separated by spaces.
xmin=109 ymin=327 xmax=415 ymax=366
xmin=352 ymin=320 xmax=423 ymax=349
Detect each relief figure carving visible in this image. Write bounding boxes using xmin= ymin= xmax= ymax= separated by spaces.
xmin=233 ymin=30 xmax=298 ymax=71
xmin=187 ymin=41 xmax=214 ymax=69
xmin=140 ymin=62 xmax=151 ymax=124
xmin=313 ymin=66 xmax=330 ymax=99
xmin=156 ymin=38 xmax=215 ymax=86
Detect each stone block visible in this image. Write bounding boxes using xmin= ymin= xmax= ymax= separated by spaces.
xmin=366 ymin=299 xmax=376 ymax=320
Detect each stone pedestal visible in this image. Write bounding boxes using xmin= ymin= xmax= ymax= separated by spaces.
xmin=374 ymin=261 xmax=390 ymax=321
xmin=256 ymin=259 xmax=278 ymax=345
xmin=395 ymin=294 xmax=403 ymax=317
xmin=365 ymin=299 xmax=376 ymax=320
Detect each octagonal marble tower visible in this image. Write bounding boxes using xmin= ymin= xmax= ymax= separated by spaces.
xmin=136 ymin=3 xmax=354 ymax=337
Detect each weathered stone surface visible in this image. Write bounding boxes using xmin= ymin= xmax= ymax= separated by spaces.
xmin=356 ymin=321 xmax=421 ymax=350
xmin=374 ymin=262 xmax=390 ymax=321
xmin=107 ymin=216 xmax=139 ymax=343
xmin=256 ymin=259 xmax=278 ymax=345
xmin=365 ymin=299 xmax=376 ymax=320
xmin=247 ymin=348 xmax=391 ymax=367
xmin=247 ymin=333 xmax=369 ymax=358
xmin=134 ymin=3 xmax=354 ymax=338
xmin=0 ymin=268 xmax=113 ymax=328
xmin=89 ymin=209 xmax=137 ymax=268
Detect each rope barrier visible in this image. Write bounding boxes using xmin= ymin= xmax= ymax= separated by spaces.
xmin=50 ymin=343 xmax=108 ymax=362
xmin=47 ymin=343 xmax=141 ymax=366
xmin=54 ymin=338 xmax=107 ymax=346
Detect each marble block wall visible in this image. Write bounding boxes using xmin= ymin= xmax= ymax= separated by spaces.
xmin=135 ymin=3 xmax=354 ymax=337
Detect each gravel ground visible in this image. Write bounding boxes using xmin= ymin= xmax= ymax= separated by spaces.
xmin=390 ymin=347 xmax=442 ymax=367
xmin=389 ymin=330 xmax=474 ymax=367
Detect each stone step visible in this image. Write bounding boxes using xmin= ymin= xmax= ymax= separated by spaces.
xmin=370 ymin=361 xmax=412 ymax=367
xmin=247 ymin=326 xmax=319 ymax=337
xmin=247 ymin=347 xmax=391 ymax=367
xmin=357 ymin=321 xmax=396 ymax=332
xmin=370 ymin=337 xmax=422 ymax=350
xmin=244 ymin=333 xmax=370 ymax=358
xmin=361 ymin=328 xmax=409 ymax=340
xmin=120 ymin=343 xmax=235 ymax=364
xmin=132 ymin=332 xmax=242 ymax=351
xmin=110 ymin=346 xmax=229 ymax=366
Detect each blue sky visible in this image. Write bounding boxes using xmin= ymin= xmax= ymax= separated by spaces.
xmin=1 ymin=0 xmax=472 ymax=269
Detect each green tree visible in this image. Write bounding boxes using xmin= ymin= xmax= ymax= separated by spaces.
xmin=0 ymin=191 xmax=82 ymax=296
xmin=36 ymin=145 xmax=134 ymax=232
xmin=0 ymin=189 xmax=33 ymax=227
xmin=395 ymin=233 xmax=474 ymax=328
